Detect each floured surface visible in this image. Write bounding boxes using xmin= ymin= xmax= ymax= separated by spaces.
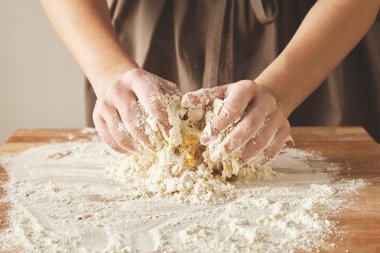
xmin=0 ymin=136 xmax=367 ymax=252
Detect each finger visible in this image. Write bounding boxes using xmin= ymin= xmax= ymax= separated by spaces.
xmin=112 ymin=89 xmax=159 ymax=150
xmin=240 ymin=110 xmax=284 ymax=164
xmin=99 ymin=101 xmax=138 ymax=152
xmin=181 ymin=86 xmax=227 ymax=108
xmin=260 ymin=120 xmax=291 ymax=164
xmin=93 ymin=116 xmax=129 ymax=153
xmin=200 ymin=81 xmax=255 ymax=145
xmin=131 ymin=74 xmax=172 ymax=136
xmin=160 ymin=79 xmax=182 ymax=96
xmin=212 ymin=93 xmax=278 ymax=159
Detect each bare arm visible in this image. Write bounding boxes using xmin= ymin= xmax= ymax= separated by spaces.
xmin=40 ymin=0 xmax=137 ymax=97
xmin=183 ymin=0 xmax=380 ymax=165
xmin=41 ymin=0 xmax=180 ymax=153
xmin=255 ymin=0 xmax=380 ymax=117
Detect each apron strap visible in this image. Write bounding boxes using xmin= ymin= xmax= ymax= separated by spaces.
xmin=249 ymin=0 xmax=278 ymax=25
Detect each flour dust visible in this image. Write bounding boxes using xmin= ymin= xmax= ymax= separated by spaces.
xmin=0 ymin=133 xmax=367 ymax=252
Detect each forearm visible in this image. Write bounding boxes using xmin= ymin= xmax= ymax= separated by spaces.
xmin=255 ymin=0 xmax=380 ymax=117
xmin=40 ymin=0 xmax=138 ymax=97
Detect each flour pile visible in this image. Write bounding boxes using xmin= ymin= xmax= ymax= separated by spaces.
xmin=107 ymin=94 xmax=278 ymax=203
xmin=0 ymin=132 xmax=367 ymax=252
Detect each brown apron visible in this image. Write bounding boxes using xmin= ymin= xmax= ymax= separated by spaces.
xmin=86 ymin=0 xmax=380 ymax=141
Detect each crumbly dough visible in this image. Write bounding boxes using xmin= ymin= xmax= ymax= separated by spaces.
xmin=106 ymin=94 xmax=277 ymax=202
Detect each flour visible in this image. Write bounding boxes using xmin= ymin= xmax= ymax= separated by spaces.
xmin=0 ymin=135 xmax=367 ymax=252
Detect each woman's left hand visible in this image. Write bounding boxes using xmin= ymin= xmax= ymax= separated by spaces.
xmin=182 ymin=80 xmax=290 ymax=165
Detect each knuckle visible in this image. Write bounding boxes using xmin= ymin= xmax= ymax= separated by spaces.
xmin=149 ymin=93 xmax=163 ymax=109
xmin=128 ymin=68 xmax=144 ymax=79
xmin=107 ymin=139 xmax=117 ymax=148
xmin=270 ymin=109 xmax=282 ymax=123
xmin=262 ymin=92 xmax=276 ymax=107
xmin=244 ymin=117 xmax=260 ymax=132
xmin=123 ymin=68 xmax=144 ymax=84
xmin=268 ymin=94 xmax=277 ymax=105
xmin=162 ymin=80 xmax=178 ymax=91
xmin=222 ymin=104 xmax=239 ymax=119
xmin=97 ymin=98 xmax=109 ymax=110
xmin=238 ymin=80 xmax=255 ymax=89
xmin=243 ymin=80 xmax=257 ymax=93
xmin=114 ymin=133 xmax=129 ymax=145
xmin=241 ymin=149 xmax=256 ymax=163
xmin=249 ymin=106 xmax=266 ymax=121
xmin=105 ymin=138 xmax=119 ymax=150
xmin=284 ymin=120 xmax=291 ymax=130
xmin=111 ymin=80 xmax=125 ymax=95
xmin=107 ymin=136 xmax=128 ymax=153
xmin=110 ymin=143 xmax=123 ymax=153
xmin=249 ymin=105 xmax=260 ymax=114
xmin=111 ymin=111 xmax=120 ymax=123
xmin=254 ymin=136 xmax=267 ymax=149
xmin=238 ymin=123 xmax=254 ymax=137
xmin=125 ymin=118 xmax=142 ymax=132
xmin=234 ymin=86 xmax=249 ymax=98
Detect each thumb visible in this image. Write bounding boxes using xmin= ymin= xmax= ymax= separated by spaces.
xmin=160 ymin=79 xmax=182 ymax=96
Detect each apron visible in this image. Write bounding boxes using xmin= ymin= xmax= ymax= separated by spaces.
xmin=85 ymin=0 xmax=380 ymax=141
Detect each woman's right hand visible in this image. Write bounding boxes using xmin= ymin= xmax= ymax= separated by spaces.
xmin=93 ymin=68 xmax=181 ymax=153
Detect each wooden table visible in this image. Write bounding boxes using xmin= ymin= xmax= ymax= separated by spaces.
xmin=1 ymin=127 xmax=380 ymax=252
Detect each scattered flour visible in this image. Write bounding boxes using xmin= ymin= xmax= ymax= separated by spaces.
xmin=0 ymin=137 xmax=367 ymax=252
xmin=0 ymin=92 xmax=367 ymax=253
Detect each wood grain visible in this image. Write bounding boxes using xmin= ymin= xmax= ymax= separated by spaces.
xmin=1 ymin=127 xmax=380 ymax=252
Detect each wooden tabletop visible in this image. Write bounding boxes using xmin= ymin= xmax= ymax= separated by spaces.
xmin=1 ymin=127 xmax=380 ymax=252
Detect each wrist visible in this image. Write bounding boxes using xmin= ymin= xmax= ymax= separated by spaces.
xmin=89 ymin=58 xmax=139 ymax=98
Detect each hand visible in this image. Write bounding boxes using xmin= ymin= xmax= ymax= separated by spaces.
xmin=93 ymin=68 xmax=181 ymax=153
xmin=182 ymin=80 xmax=290 ymax=165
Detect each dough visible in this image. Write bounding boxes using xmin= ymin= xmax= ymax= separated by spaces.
xmin=106 ymin=94 xmax=277 ymax=202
